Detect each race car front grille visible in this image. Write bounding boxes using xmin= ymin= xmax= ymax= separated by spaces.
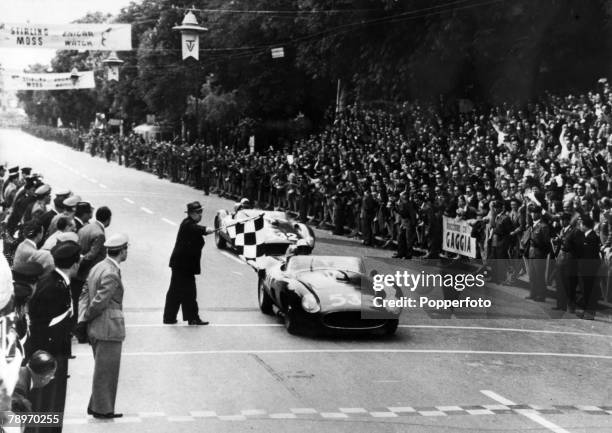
xmin=264 ymin=243 xmax=291 ymax=256
xmin=322 ymin=312 xmax=387 ymax=329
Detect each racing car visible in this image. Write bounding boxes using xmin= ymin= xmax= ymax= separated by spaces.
xmin=256 ymin=255 xmax=401 ymax=336
xmin=214 ymin=208 xmax=315 ymax=256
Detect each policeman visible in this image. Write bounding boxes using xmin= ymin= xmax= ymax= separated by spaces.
xmin=553 ymin=212 xmax=583 ymax=312
xmin=526 ymin=204 xmax=551 ymax=302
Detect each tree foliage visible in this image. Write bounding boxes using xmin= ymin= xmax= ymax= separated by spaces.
xmin=16 ymin=0 xmax=612 ymax=138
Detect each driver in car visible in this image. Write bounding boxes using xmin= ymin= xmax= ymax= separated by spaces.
xmin=233 ymin=198 xmax=252 ymax=216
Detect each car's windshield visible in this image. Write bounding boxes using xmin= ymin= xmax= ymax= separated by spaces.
xmin=287 ymin=256 xmax=364 ymax=274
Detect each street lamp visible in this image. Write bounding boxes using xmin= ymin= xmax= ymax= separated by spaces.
xmin=172 ymin=10 xmax=208 ymax=61
xmin=101 ymin=51 xmax=124 ymax=81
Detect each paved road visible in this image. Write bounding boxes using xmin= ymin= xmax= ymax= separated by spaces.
xmin=2 ymin=128 xmax=612 ymax=433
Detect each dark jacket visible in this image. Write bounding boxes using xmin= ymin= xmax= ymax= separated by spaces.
xmin=528 ymin=220 xmax=551 ymax=259
xmin=27 ymin=271 xmax=73 ymax=357
xmin=169 ymin=217 xmax=207 ymax=274
xmin=580 ymin=230 xmax=602 ymax=277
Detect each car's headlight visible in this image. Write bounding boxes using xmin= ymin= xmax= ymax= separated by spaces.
xmin=301 ymin=292 xmax=320 ymax=313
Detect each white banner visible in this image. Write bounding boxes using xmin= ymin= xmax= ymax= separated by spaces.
xmin=181 ymin=33 xmax=199 ymax=60
xmin=442 ymin=216 xmax=477 ymax=258
xmin=2 ymin=70 xmax=96 ymax=90
xmin=0 ymin=23 xmax=132 ymax=50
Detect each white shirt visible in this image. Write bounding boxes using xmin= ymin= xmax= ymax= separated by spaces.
xmin=55 ymin=268 xmax=70 ymax=286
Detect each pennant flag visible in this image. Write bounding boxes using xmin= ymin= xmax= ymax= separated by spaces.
xmin=228 ymin=215 xmax=265 ymax=260
xmin=0 ymin=23 xmax=132 ymax=50
xmin=182 ymin=33 xmax=199 ymax=60
xmin=1 ymin=70 xmax=96 ymax=90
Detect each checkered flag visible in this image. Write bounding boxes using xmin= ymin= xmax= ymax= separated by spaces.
xmin=227 ymin=214 xmax=265 ymax=260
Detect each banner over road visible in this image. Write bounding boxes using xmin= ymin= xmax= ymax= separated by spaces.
xmin=1 ymin=70 xmax=96 ymax=90
xmin=0 ymin=23 xmax=132 ymax=50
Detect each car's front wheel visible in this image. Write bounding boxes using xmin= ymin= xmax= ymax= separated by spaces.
xmin=258 ymin=277 xmax=274 ymax=315
xmin=284 ymin=307 xmax=301 ymax=335
xmin=214 ymin=217 xmax=226 ymax=249
xmin=384 ymin=319 xmax=399 ymax=336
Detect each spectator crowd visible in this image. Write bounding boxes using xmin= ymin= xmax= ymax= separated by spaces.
xmin=19 ymin=79 xmax=612 ymax=316
xmin=0 ymin=160 xmax=130 ymax=430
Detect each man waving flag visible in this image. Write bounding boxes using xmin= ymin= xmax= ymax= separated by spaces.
xmin=227 ymin=214 xmax=265 ymax=261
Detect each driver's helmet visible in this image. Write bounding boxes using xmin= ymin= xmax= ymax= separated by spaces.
xmin=239 ymin=198 xmax=252 ymax=209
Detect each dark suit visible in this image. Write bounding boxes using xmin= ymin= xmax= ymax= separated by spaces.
xmin=555 ymin=226 xmax=584 ymax=310
xmin=27 ymin=270 xmax=72 ymax=433
xmin=163 ymin=216 xmax=207 ymax=322
xmin=40 ymin=208 xmax=58 ymax=234
xmin=580 ymin=230 xmax=601 ymax=315
xmin=491 ymin=211 xmax=513 ymax=283
xmin=396 ymin=199 xmax=417 ymax=258
xmin=527 ymin=219 xmax=551 ymax=300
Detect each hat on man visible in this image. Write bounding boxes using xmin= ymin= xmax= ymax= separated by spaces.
xmin=50 ymin=240 xmax=81 ymax=268
xmin=8 ymin=166 xmax=19 ymax=174
xmin=63 ymin=195 xmax=80 ymax=209
xmin=12 ymin=262 xmax=44 ymax=284
xmin=56 ymin=189 xmax=71 ymax=198
xmin=104 ymin=233 xmax=129 ymax=251
xmin=21 ymin=167 xmax=32 ymax=175
xmin=76 ymin=201 xmax=93 ymax=214
xmin=185 ymin=201 xmax=203 ymax=213
xmin=35 ymin=184 xmax=51 ymax=198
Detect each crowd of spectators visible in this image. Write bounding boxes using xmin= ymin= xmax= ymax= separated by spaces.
xmin=21 ymin=79 xmax=612 ymax=305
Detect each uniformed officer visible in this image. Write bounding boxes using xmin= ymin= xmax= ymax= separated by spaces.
xmin=490 ymin=200 xmax=513 ymax=284
xmin=47 ymin=195 xmax=80 ymax=238
xmin=26 ymin=240 xmax=81 ymax=433
xmin=28 ymin=184 xmax=52 ymax=222
xmin=526 ymin=204 xmax=551 ymax=302
xmin=553 ymin=212 xmax=583 ymax=312
xmin=163 ymin=201 xmax=214 ymax=325
xmin=83 ymin=233 xmax=129 ymax=419
xmin=578 ymin=215 xmax=602 ymax=320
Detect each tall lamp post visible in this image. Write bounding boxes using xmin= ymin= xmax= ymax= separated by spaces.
xmin=173 ymin=10 xmax=208 ymax=140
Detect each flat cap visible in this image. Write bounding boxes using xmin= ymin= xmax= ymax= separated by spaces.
xmin=76 ymin=201 xmax=93 ymax=213
xmin=104 ymin=233 xmax=129 ymax=251
xmin=8 ymin=166 xmax=19 ymax=174
xmin=50 ymin=240 xmax=81 ymax=268
xmin=12 ymin=262 xmax=44 ymax=283
xmin=21 ymin=167 xmax=32 ymax=174
xmin=35 ymin=184 xmax=51 ymax=197
xmin=63 ymin=195 xmax=80 ymax=208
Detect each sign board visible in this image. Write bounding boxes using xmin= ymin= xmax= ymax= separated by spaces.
xmin=0 ymin=23 xmax=132 ymax=50
xmin=271 ymin=47 xmax=284 ymax=58
xmin=1 ymin=70 xmax=95 ymax=90
xmin=442 ymin=216 xmax=477 ymax=258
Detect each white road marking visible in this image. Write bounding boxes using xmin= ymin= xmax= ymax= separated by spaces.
xmin=123 ymin=198 xmax=134 ymax=204
xmin=481 ymin=390 xmax=572 ymax=433
xmin=220 ymin=250 xmax=248 ymax=266
xmin=161 ymin=218 xmax=177 ymax=226
xmin=99 ymin=183 xmax=107 ymax=189
xmin=140 ymin=207 xmax=154 ymax=214
xmin=126 ymin=323 xmax=282 ymax=328
xmin=89 ymin=178 xmax=98 ymax=183
xmin=231 ymin=271 xmax=242 ymax=276
xmin=290 ymin=408 xmax=317 ymax=414
xmin=399 ymin=325 xmax=612 ymax=339
xmin=71 ymin=348 xmax=612 ymax=360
